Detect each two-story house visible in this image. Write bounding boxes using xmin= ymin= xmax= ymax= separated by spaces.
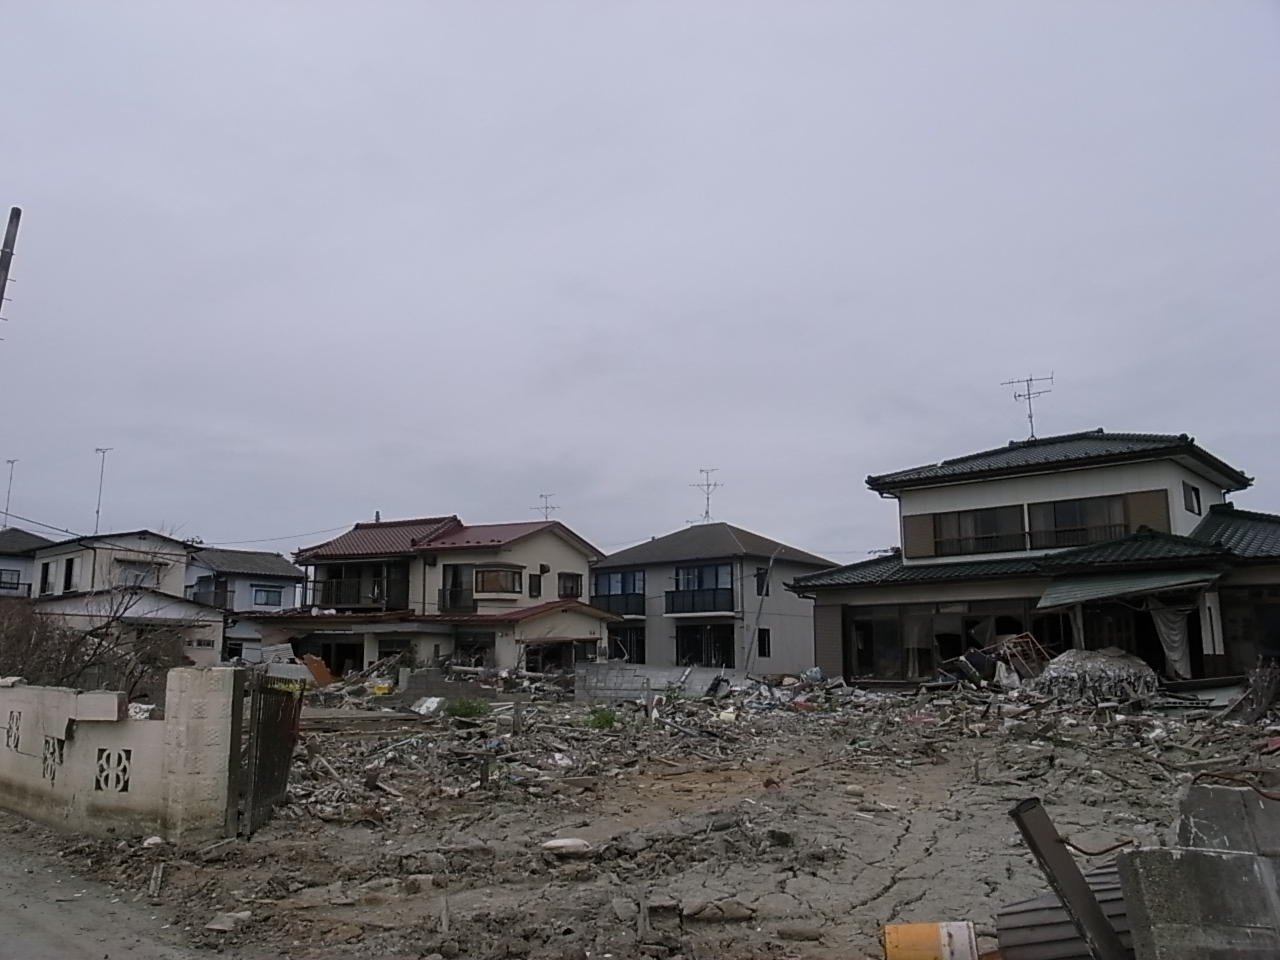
xmin=184 ymin=547 xmax=305 ymax=661
xmin=0 ymin=527 xmax=53 ymax=598
xmin=29 ymin=529 xmax=225 ymax=665
xmin=789 ymin=429 xmax=1278 ymax=682
xmin=590 ymin=522 xmax=833 ymax=675
xmin=249 ymin=515 xmax=612 ymax=675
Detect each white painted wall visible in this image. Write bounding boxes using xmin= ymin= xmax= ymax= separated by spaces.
xmin=406 ymin=528 xmax=596 ymax=614
xmin=896 ymin=460 xmax=1225 ymax=564
xmin=32 ymin=533 xmax=189 ymax=597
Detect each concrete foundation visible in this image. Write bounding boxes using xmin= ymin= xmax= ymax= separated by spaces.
xmin=575 ymin=662 xmax=747 ymax=702
xmin=0 ymin=668 xmax=238 ymax=841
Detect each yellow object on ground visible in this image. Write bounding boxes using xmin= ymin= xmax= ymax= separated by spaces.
xmin=883 ymin=921 xmax=979 ymax=960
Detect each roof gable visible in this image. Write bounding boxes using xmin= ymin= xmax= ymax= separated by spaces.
xmin=866 ymin=429 xmax=1251 ymax=493
xmin=596 ymin=522 xmax=833 ymax=570
xmin=0 ymin=527 xmax=54 ymax=556
xmin=1193 ymin=504 xmax=1280 ymax=559
xmin=419 ymin=520 xmax=601 ymax=559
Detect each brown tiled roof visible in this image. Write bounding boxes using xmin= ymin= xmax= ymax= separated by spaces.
xmin=297 ymin=516 xmax=460 ymax=562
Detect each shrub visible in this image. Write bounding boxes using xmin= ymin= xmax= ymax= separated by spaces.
xmin=587 ymin=706 xmax=618 ymax=730
xmin=444 ymin=697 xmax=493 ymax=719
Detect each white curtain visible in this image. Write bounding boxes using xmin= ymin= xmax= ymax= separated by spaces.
xmin=1148 ymin=598 xmax=1193 ymax=679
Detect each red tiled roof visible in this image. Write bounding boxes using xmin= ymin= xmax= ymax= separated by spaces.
xmin=249 ymin=599 xmax=617 ymax=626
xmin=297 ymin=516 xmax=460 ymax=562
xmin=418 ymin=521 xmax=557 ymax=551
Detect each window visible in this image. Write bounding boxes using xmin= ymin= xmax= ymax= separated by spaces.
xmin=1183 ymin=482 xmax=1202 ymax=516
xmin=755 ymin=567 xmax=770 ymax=596
xmin=1028 ymin=495 xmax=1126 ymax=549
xmin=194 ymin=637 xmax=216 ymax=649
xmin=39 ymin=562 xmax=52 ymax=595
xmin=756 ymin=627 xmax=772 ymax=658
xmin=558 ymin=572 xmax=583 ymax=598
xmin=674 ymin=563 xmax=732 ymax=591
xmin=528 ymin=573 xmax=542 ymax=599
xmin=593 ymin=571 xmax=645 ymax=595
xmin=474 ymin=569 xmax=522 ymax=593
xmin=609 ymin=625 xmax=646 ymax=663
xmin=934 ymin=506 xmax=1025 ymax=556
xmin=252 ymin=584 xmax=283 ymax=607
xmin=0 ymin=570 xmax=18 ymax=590
xmin=114 ymin=560 xmax=160 ymax=588
xmin=62 ymin=557 xmax=77 ymax=592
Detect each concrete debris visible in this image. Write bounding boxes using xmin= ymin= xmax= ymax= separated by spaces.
xmin=1034 ymin=647 xmax=1159 ymax=701
xmin=40 ymin=674 xmax=1280 ymax=960
xmin=204 ymin=910 xmax=252 ymax=932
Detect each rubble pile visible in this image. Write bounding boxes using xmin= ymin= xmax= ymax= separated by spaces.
xmin=1033 ymin=647 xmax=1160 ymax=701
xmin=45 ymin=678 xmax=1280 ymax=960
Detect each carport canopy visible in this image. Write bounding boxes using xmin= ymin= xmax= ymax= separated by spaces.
xmin=1035 ymin=569 xmax=1222 ymax=610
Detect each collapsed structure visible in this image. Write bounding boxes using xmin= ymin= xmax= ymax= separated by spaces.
xmin=791 ymin=430 xmax=1280 ymax=683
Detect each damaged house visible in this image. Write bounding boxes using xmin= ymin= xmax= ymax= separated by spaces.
xmin=247 ymin=515 xmax=612 ymax=674
xmin=790 ymin=429 xmax=1280 ymax=681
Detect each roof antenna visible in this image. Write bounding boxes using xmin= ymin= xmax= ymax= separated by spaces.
xmin=690 ymin=468 xmax=722 ymax=524
xmin=532 ymin=493 xmax=558 ymax=520
xmin=1001 ymin=373 xmax=1054 ymax=440
xmin=374 ymin=510 xmax=381 ymax=522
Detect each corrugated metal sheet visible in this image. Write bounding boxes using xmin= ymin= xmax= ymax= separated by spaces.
xmin=997 ymin=864 xmax=1131 ymax=960
xmin=1035 ymin=569 xmax=1220 ymax=610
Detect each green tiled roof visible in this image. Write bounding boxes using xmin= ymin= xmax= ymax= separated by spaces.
xmin=1037 ymin=530 xmax=1230 ymax=569
xmin=790 ymin=551 xmax=1041 ymax=589
xmin=866 ymin=429 xmax=1251 ymax=493
xmin=1193 ymin=504 xmax=1280 ymax=559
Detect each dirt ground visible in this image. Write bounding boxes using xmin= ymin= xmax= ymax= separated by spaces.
xmin=35 ymin=689 xmax=1269 ymax=960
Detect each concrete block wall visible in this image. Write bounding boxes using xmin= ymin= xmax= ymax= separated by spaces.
xmin=575 ymin=662 xmax=746 ymax=703
xmin=0 ymin=668 xmax=238 ymax=842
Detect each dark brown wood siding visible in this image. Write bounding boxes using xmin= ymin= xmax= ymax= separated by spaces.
xmin=812 ymin=603 xmax=843 ymax=677
xmin=901 ymin=514 xmax=936 ymax=559
xmin=1126 ymin=489 xmax=1171 ymax=533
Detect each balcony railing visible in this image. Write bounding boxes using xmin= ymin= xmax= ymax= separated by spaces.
xmin=591 ymin=593 xmax=646 ymax=616
xmin=1030 ymin=523 xmax=1129 ymax=550
xmin=187 ymin=587 xmax=234 ymax=609
xmin=307 ymin=577 xmax=407 ymax=609
xmin=0 ymin=582 xmax=31 ymax=598
xmin=439 ymin=587 xmax=477 ymax=613
xmin=665 ymin=588 xmax=735 ymax=615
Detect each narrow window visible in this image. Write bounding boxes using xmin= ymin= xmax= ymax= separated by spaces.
xmin=755 ymin=567 xmax=770 ymax=596
xmin=558 ymin=572 xmax=582 ymax=599
xmin=757 ymin=627 xmax=772 ymax=658
xmin=1183 ymin=482 xmax=1202 ymax=516
xmin=528 ymin=573 xmax=542 ymax=599
xmin=39 ymin=562 xmax=52 ymax=595
xmin=62 ymin=558 xmax=76 ymax=592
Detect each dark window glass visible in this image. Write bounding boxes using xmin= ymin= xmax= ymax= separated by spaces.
xmin=757 ymin=627 xmax=771 ymax=658
xmin=528 ymin=574 xmax=542 ymax=598
xmin=475 ymin=569 xmax=521 ymax=593
xmin=558 ymin=572 xmax=583 ymax=598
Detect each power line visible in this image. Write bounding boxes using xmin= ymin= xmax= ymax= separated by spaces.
xmin=201 ymin=524 xmax=353 ymax=546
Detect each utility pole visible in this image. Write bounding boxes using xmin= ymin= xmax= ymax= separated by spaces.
xmin=93 ymin=447 xmax=112 ymax=535
xmin=531 ymin=493 xmax=558 ymax=520
xmin=690 ymin=468 xmax=722 ymax=524
xmin=1000 ymin=373 xmax=1054 ymax=439
xmin=2 ymin=459 xmax=15 ymax=527
xmin=0 ymin=208 xmax=21 ymax=338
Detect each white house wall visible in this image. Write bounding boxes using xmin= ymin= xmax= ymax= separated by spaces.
xmin=33 ymin=534 xmax=189 ymax=598
xmin=897 ymin=460 xmax=1224 ymax=565
xmin=0 ymin=552 xmax=36 ymax=596
xmin=407 ymin=529 xmax=595 ymax=615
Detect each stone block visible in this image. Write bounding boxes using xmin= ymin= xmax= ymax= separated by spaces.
xmin=1176 ymin=784 xmax=1253 ymax=851
xmin=1118 ymin=847 xmax=1280 ymax=959
xmin=73 ymin=690 xmax=126 ymax=722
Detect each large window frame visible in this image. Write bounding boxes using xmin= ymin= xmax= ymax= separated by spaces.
xmin=1028 ymin=494 xmax=1127 ymax=549
xmin=933 ymin=506 xmax=1026 ymax=556
xmin=673 ymin=563 xmax=732 ymax=591
xmin=474 ymin=569 xmax=522 ymax=594
xmin=557 ymin=572 xmax=583 ymax=599
xmin=593 ymin=570 xmax=645 ymax=596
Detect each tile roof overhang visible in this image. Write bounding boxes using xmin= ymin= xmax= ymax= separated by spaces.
xmin=1193 ymin=504 xmax=1280 ymax=560
xmin=865 ymin=429 xmax=1252 ymax=495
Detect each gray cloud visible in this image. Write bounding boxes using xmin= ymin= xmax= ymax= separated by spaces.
xmin=3 ymin=1 xmax=1277 ymax=561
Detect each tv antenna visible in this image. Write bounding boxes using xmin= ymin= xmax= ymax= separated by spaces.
xmin=1001 ymin=373 xmax=1054 ymax=439
xmin=3 ymin=459 xmax=15 ymax=527
xmin=93 ymin=447 xmax=112 ymax=534
xmin=532 ymin=493 xmax=558 ymax=520
xmin=690 ymin=468 xmax=722 ymax=524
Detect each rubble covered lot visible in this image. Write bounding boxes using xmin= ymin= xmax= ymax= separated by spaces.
xmin=34 ymin=672 xmax=1280 ymax=959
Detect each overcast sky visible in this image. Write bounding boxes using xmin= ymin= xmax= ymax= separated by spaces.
xmin=3 ymin=2 xmax=1277 ymax=562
